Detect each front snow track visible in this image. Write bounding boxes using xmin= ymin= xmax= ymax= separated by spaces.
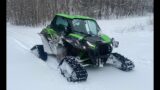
xmin=59 ymin=56 xmax=88 ymax=82
xmin=107 ymin=53 xmax=135 ymax=71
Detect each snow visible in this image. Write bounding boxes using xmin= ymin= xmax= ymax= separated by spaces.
xmin=7 ymin=15 xmax=153 ymax=90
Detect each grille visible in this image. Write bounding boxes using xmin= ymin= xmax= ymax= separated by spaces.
xmin=96 ymin=42 xmax=112 ymax=55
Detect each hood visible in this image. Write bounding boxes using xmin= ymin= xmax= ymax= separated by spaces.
xmin=68 ymin=33 xmax=111 ymax=43
xmin=67 ymin=33 xmax=111 ymax=49
xmin=84 ymin=36 xmax=102 ymax=43
xmin=84 ymin=34 xmax=111 ymax=44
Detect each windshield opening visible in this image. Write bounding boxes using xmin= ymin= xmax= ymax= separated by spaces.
xmin=72 ymin=19 xmax=100 ymax=36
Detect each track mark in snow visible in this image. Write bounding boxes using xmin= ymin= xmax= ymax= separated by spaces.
xmin=13 ymin=39 xmax=30 ymax=51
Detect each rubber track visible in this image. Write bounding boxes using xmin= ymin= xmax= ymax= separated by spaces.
xmin=60 ymin=56 xmax=88 ymax=82
xmin=112 ymin=53 xmax=135 ymax=71
xmin=31 ymin=45 xmax=48 ymax=61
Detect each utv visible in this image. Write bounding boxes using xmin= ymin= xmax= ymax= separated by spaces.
xmin=31 ymin=13 xmax=135 ymax=82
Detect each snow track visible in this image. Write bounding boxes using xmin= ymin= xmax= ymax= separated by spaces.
xmin=13 ymin=39 xmax=30 ymax=51
xmin=7 ymin=15 xmax=153 ymax=90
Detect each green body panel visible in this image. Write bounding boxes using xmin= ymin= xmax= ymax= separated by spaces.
xmin=56 ymin=13 xmax=95 ymax=21
xmin=42 ymin=28 xmax=57 ymax=38
xmin=90 ymin=44 xmax=96 ymax=49
xmin=100 ymin=34 xmax=111 ymax=43
xmin=68 ymin=33 xmax=84 ymax=40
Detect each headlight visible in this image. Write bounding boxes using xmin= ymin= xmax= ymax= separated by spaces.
xmin=86 ymin=41 xmax=95 ymax=48
xmin=111 ymin=38 xmax=119 ymax=48
xmin=82 ymin=46 xmax=86 ymax=49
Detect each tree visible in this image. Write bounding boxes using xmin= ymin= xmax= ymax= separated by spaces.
xmin=7 ymin=0 xmax=153 ymax=26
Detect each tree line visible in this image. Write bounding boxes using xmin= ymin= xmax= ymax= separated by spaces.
xmin=7 ymin=0 xmax=153 ymax=26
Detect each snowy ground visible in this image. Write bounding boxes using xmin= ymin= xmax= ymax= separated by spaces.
xmin=7 ymin=15 xmax=153 ymax=90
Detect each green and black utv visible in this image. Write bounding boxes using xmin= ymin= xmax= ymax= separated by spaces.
xmin=31 ymin=13 xmax=135 ymax=82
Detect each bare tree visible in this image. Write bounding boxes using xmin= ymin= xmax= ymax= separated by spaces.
xmin=7 ymin=0 xmax=153 ymax=26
